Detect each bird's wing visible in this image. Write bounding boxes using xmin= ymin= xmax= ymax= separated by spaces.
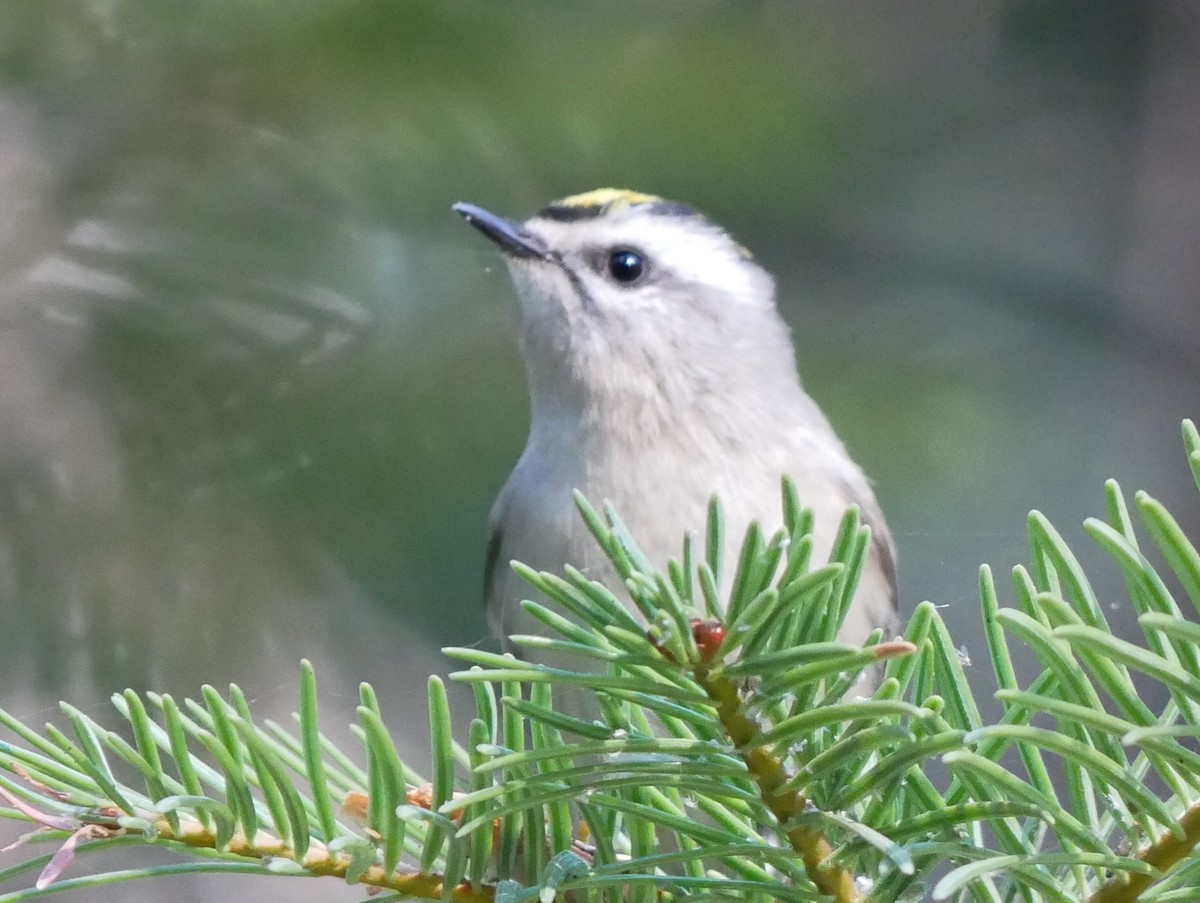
xmin=867 ymin=508 xmax=900 ymax=623
xmin=481 ymin=500 xmax=512 ymax=649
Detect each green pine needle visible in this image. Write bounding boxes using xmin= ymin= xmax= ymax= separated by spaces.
xmin=0 ymin=423 xmax=1198 ymax=901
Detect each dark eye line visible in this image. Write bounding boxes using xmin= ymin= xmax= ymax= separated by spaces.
xmin=551 ymin=250 xmax=602 ymax=316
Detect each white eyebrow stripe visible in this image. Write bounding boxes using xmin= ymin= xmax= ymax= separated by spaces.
xmin=529 ymin=212 xmax=769 ymax=305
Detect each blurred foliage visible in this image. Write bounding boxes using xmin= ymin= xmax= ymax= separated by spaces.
xmin=0 ymin=0 xmax=839 ymax=215
xmin=0 ymin=0 xmax=1194 ymax=752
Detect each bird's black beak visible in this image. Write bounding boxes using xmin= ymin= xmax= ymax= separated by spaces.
xmin=453 ymin=202 xmax=551 ymax=260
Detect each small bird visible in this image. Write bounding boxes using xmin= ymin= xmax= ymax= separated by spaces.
xmin=453 ymin=189 xmax=896 ymax=663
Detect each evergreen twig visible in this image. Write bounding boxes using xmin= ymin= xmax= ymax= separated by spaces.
xmin=0 ymin=421 xmax=1197 ymax=901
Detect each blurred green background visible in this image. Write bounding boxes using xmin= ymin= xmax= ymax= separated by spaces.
xmin=1 ymin=1 xmax=1199 ymax=898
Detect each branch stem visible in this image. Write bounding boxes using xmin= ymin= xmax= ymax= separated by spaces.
xmin=161 ymin=821 xmax=493 ymax=902
xmin=1086 ymin=801 xmax=1200 ymax=903
xmin=696 ymin=665 xmax=859 ymax=903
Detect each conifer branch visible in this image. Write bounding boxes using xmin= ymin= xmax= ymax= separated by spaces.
xmin=164 ymin=821 xmax=493 ymax=902
xmin=695 ymin=662 xmax=857 ymax=902
xmin=1087 ymin=801 xmax=1200 ymax=903
xmin=0 ymin=421 xmax=1196 ymax=901
xmin=694 ymin=638 xmax=917 ymax=903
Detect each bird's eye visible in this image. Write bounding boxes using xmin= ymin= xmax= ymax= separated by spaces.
xmin=607 ymin=249 xmax=646 ymax=284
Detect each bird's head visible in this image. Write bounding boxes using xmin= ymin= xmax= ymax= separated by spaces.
xmin=454 ymin=189 xmax=799 ymax=428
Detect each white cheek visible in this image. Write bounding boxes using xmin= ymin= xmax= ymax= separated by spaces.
xmin=612 ymin=281 xmax=673 ymax=317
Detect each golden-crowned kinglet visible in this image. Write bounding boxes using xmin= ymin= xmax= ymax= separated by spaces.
xmin=454 ymin=189 xmax=897 ymax=661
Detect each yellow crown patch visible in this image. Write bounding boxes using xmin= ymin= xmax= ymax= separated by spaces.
xmin=535 ymin=188 xmax=720 ymax=240
xmin=553 ymin=188 xmax=662 ymax=210
xmin=539 ymin=188 xmax=671 ymax=222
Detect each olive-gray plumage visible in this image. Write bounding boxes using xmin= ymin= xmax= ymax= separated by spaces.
xmin=455 ymin=189 xmax=897 ymax=670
